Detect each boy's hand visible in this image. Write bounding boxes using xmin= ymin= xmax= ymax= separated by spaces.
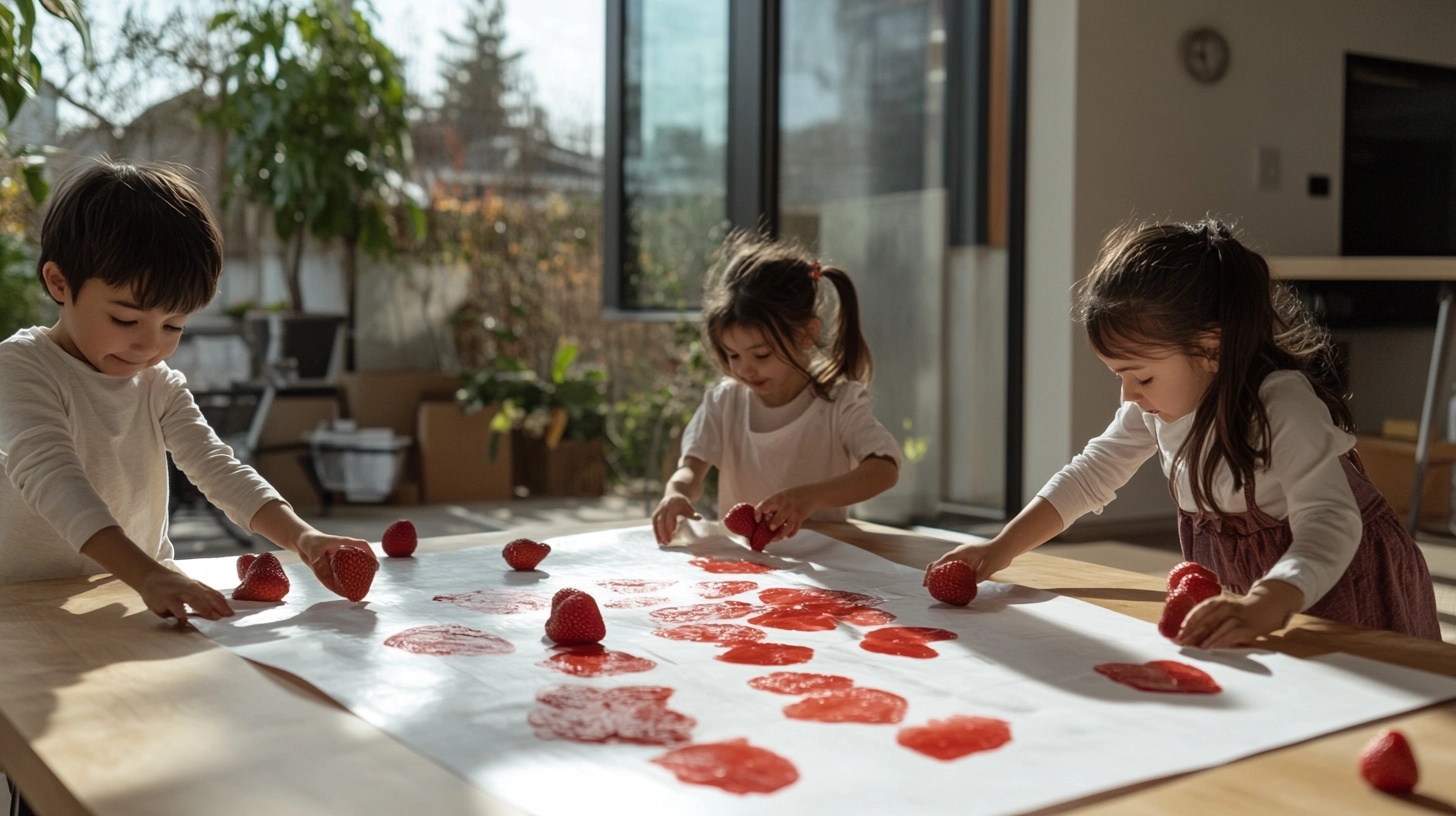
xmin=924 ymin=540 xmax=1015 ymax=588
xmin=137 ymin=570 xmax=233 ymax=624
xmin=1175 ymin=580 xmax=1303 ymax=649
xmin=755 ymin=487 xmax=819 ymax=543
xmin=653 ymin=496 xmax=701 ymax=545
xmin=295 ymin=531 xmax=376 ymax=598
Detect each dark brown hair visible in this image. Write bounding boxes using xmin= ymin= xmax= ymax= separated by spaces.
xmin=1075 ymin=219 xmax=1353 ymax=517
xmin=37 ymin=159 xmax=223 ymax=314
xmin=701 ymin=230 xmax=872 ymax=399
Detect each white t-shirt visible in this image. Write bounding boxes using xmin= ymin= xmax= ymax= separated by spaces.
xmin=0 ymin=327 xmax=282 ymax=584
xmin=680 ymin=378 xmax=902 ymax=521
xmin=1038 ymin=369 xmax=1360 ymax=610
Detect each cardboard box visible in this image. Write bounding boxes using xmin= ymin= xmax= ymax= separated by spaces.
xmin=337 ymin=370 xmax=460 ymax=436
xmin=417 ymin=401 xmax=513 ymax=503
xmin=252 ymin=393 xmax=341 ymax=512
xmin=1355 ymin=434 xmax=1456 ymax=523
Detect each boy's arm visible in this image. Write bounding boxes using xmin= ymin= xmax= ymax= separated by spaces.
xmin=79 ymin=526 xmax=233 ymax=623
xmin=248 ymin=499 xmax=375 ymax=597
xmin=755 ymin=453 xmax=899 ymax=541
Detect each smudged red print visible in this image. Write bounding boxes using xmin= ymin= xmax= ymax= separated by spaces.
xmin=653 ymin=623 xmax=767 ymax=645
xmin=747 ymin=672 xmax=854 ymax=695
xmin=859 ymin=626 xmax=959 ymax=659
xmin=528 ymin=685 xmax=695 ymax=745
xmin=758 ymin=587 xmax=884 ymax=607
xmin=649 ymin=600 xmax=757 ymax=623
xmin=538 ymin=644 xmax=659 ymax=677
xmin=1094 ymin=661 xmax=1222 ymax=694
xmin=716 ymin=642 xmax=814 ymax=666
xmin=898 ymin=716 xmax=1012 ymax=760
xmin=652 ymin=738 xmax=799 ymax=795
xmin=596 ymin=578 xmax=677 ymax=594
xmin=693 ymin=580 xmax=759 ymax=599
xmin=432 ymin=589 xmax=548 ymax=614
xmin=604 ymin=595 xmax=670 ymax=609
xmin=747 ymin=587 xmax=895 ymax=631
xmin=383 ymin=624 xmax=515 ymax=656
xmin=782 ymin=687 xmax=907 ymax=724
xmin=688 ymin=556 xmax=777 ymax=574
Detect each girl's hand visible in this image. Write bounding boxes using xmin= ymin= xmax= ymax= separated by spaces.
xmin=295 ymin=530 xmax=376 ymax=598
xmin=1175 ymin=580 xmax=1304 ymax=649
xmin=755 ymin=487 xmax=819 ymax=543
xmin=923 ymin=540 xmax=1016 ymax=587
xmin=653 ymin=496 xmax=702 ymax=545
xmin=137 ymin=569 xmax=233 ymax=624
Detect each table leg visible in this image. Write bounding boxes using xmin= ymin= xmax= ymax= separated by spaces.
xmin=1410 ymin=283 xmax=1456 ymax=533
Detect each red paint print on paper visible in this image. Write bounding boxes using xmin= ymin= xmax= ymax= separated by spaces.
xmin=653 ymin=623 xmax=767 ymax=645
xmin=688 ymin=556 xmax=777 ymax=574
xmin=597 ymin=578 xmax=677 ymax=594
xmin=782 ymin=687 xmax=907 ymax=724
xmin=716 ymin=642 xmax=814 ymax=666
xmin=747 ymin=672 xmax=854 ymax=695
xmin=528 ymin=685 xmax=695 ymax=745
xmin=652 ymin=738 xmax=799 ymax=795
xmin=433 ymin=588 xmax=548 ymax=615
xmin=539 ymin=644 xmax=658 ymax=677
xmin=758 ymin=587 xmax=884 ymax=607
xmin=383 ymin=624 xmax=515 ymax=656
xmin=898 ymin=716 xmax=1012 ymax=760
xmin=693 ymin=580 xmax=759 ymax=599
xmin=1094 ymin=661 xmax=1222 ymax=694
xmin=859 ymin=626 xmax=959 ymax=659
xmin=604 ymin=595 xmax=670 ymax=609
xmin=747 ymin=586 xmax=894 ymax=631
xmin=649 ymin=600 xmax=757 ymax=624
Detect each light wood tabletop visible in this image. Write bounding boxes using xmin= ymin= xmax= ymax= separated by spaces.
xmin=1 ymin=519 xmax=1453 ymax=815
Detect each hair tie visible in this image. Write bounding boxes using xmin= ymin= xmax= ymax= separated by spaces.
xmin=809 ymin=261 xmax=822 ymax=280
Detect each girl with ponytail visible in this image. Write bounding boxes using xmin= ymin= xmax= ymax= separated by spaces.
xmin=928 ymin=219 xmax=1439 ymax=646
xmin=652 ymin=231 xmax=900 ymax=546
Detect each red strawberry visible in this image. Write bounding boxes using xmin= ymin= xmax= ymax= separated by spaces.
xmin=723 ymin=503 xmax=758 ymax=538
xmin=544 ymin=588 xmax=606 ymax=645
xmin=723 ymin=502 xmax=777 ymax=552
xmin=1157 ymin=571 xmax=1222 ymax=639
xmin=233 ymin=552 xmax=289 ymax=602
xmin=1167 ymin=560 xmax=1218 ymax=591
xmin=382 ymin=519 xmax=418 ymax=558
xmin=331 ymin=545 xmax=378 ymax=602
xmin=235 ymin=552 xmax=257 ymax=581
xmin=1359 ymin=728 xmax=1418 ymax=793
xmin=926 ymin=560 xmax=978 ymax=606
xmin=503 ymin=538 xmax=552 ymax=571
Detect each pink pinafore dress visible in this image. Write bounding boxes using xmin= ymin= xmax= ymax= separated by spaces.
xmin=1177 ymin=452 xmax=1441 ymax=640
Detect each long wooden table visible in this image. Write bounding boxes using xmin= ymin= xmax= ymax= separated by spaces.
xmin=2 ymin=519 xmax=1453 ymax=815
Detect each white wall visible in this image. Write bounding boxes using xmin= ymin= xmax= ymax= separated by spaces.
xmin=1025 ymin=0 xmax=1456 ymax=528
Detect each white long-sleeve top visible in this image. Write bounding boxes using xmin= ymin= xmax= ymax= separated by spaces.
xmin=681 ymin=379 xmax=902 ymax=521
xmin=0 ymin=327 xmax=282 ymax=584
xmin=1038 ymin=369 xmax=1360 ymax=610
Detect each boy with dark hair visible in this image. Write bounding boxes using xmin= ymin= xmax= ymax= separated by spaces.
xmin=0 ymin=159 xmax=376 ymax=619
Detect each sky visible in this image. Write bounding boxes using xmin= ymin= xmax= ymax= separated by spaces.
xmin=36 ymin=0 xmax=605 ymax=153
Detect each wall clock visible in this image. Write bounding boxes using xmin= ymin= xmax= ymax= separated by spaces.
xmin=1180 ymin=27 xmax=1230 ymax=84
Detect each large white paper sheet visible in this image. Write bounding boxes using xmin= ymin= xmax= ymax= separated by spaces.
xmin=187 ymin=525 xmax=1456 ymax=815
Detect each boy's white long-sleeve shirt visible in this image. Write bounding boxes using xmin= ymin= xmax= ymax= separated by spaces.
xmin=1038 ymin=370 xmax=1361 ymax=610
xmin=0 ymin=327 xmax=282 ymax=584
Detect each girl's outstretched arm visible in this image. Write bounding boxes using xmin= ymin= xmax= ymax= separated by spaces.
xmin=654 ymin=456 xmax=710 ymax=544
xmin=923 ymin=496 xmax=1066 ymax=585
xmin=249 ymin=499 xmax=375 ymax=598
xmin=756 ymin=454 xmax=899 ymax=541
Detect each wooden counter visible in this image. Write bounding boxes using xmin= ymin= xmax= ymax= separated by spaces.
xmin=1 ymin=519 xmax=1453 ymax=815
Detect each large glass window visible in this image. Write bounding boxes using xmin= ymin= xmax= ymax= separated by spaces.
xmin=778 ymin=0 xmax=947 ymax=521
xmin=618 ymin=0 xmax=730 ymax=311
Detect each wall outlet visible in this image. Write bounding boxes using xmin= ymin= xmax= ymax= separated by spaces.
xmin=1257 ymin=145 xmax=1281 ymax=191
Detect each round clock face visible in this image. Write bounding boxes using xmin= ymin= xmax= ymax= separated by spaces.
xmin=1181 ymin=27 xmax=1230 ymax=84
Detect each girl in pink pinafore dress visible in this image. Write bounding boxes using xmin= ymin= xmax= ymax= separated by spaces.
xmin=928 ymin=219 xmax=1440 ymax=648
